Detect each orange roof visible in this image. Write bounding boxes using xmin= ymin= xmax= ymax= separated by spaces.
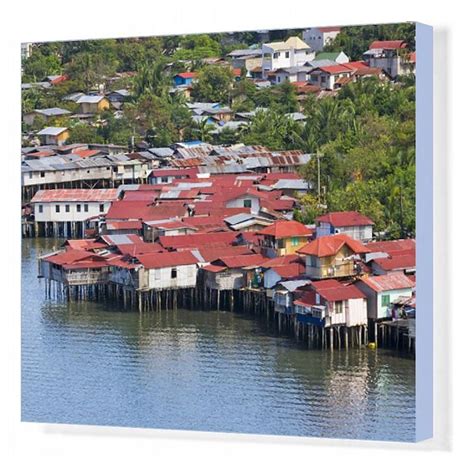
xmin=298 ymin=234 xmax=369 ymax=257
xmin=258 ymin=220 xmax=312 ymax=238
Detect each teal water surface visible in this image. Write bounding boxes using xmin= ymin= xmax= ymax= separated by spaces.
xmin=21 ymin=238 xmax=416 ymax=441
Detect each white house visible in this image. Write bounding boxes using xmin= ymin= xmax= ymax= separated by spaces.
xmin=136 ymin=251 xmax=199 ymax=290
xmin=31 ymin=188 xmax=118 ymax=237
xmin=224 ymin=192 xmax=261 ymax=214
xmin=302 ymin=27 xmax=341 ymax=52
xmin=262 ymin=37 xmax=315 ymax=78
xmin=355 ymin=272 xmax=415 ymax=320
xmin=316 ymin=211 xmax=374 ymax=242
xmin=273 ymin=66 xmax=312 ymax=84
xmin=308 ymin=64 xmax=352 ymax=90
xmin=294 ymin=280 xmax=368 ymax=328
xmin=363 ymin=40 xmax=414 ymax=79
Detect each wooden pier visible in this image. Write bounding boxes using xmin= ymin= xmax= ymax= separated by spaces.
xmin=40 ymin=276 xmax=386 ymax=352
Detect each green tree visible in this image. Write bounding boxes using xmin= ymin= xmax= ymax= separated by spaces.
xmin=192 ymin=66 xmax=234 ymax=103
xmin=68 ymin=124 xmax=104 ymax=144
xmin=22 ymin=50 xmax=62 ymax=82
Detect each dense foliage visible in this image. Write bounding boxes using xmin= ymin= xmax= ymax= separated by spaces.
xmin=21 ymin=27 xmax=416 ymax=238
xmin=323 ymin=22 xmax=416 ymax=60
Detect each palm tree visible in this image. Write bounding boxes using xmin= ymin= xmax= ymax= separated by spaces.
xmin=192 ymin=118 xmax=213 ymax=143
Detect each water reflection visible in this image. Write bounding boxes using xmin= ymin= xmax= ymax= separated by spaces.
xmin=22 ymin=238 xmax=415 ymax=441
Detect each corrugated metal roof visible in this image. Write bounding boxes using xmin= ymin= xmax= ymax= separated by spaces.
xmin=77 ymin=95 xmax=107 ymax=104
xmin=37 ymin=127 xmax=68 ymax=136
xmin=271 ymin=179 xmax=309 ymax=190
xmin=31 ymin=189 xmax=118 ymax=203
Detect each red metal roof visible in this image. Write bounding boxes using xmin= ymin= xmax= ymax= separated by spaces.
xmin=159 ymin=231 xmax=238 ymax=250
xmin=317 ymin=211 xmax=374 ymax=227
xmin=148 ymin=220 xmax=197 ymax=231
xmin=359 ymin=272 xmax=414 ymax=292
xmin=203 ymin=264 xmax=227 ymax=273
xmin=215 ymin=254 xmax=268 ymax=269
xmin=298 ymin=234 xmax=369 ymax=257
xmin=372 ymin=252 xmax=415 ymax=271
xmin=262 ymin=254 xmax=304 ymax=268
xmin=136 ymin=251 xmax=199 ymax=269
xmin=311 ymin=280 xmax=366 ymax=301
xmin=366 ymin=239 xmax=415 ymax=253
xmin=195 ymin=245 xmax=253 ymax=263
xmin=258 ymin=220 xmax=312 ymax=239
xmin=269 ymin=263 xmax=305 ymax=278
xmin=293 ymin=290 xmax=317 ymax=308
xmin=121 ymin=190 xmax=158 ymax=202
xmin=32 ymin=189 xmax=118 ymax=203
xmin=116 ymin=242 xmax=165 ymax=256
xmin=343 ymin=61 xmax=368 ymax=71
xmin=150 ymin=168 xmax=198 ymax=178
xmin=261 ymin=198 xmax=295 ymax=211
xmin=64 ymin=239 xmax=108 ymax=251
xmin=106 ymin=220 xmax=143 ymax=230
xmin=44 ymin=249 xmax=98 ymax=265
xmin=369 ymin=40 xmax=407 ymax=50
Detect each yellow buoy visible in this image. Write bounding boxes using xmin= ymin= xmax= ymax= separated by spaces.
xmin=367 ymin=342 xmax=377 ymax=349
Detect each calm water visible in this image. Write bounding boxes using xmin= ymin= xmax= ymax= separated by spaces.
xmin=21 ymin=238 xmax=416 ymax=441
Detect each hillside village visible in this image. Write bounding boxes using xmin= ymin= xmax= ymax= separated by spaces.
xmin=22 ymin=24 xmax=417 ymax=353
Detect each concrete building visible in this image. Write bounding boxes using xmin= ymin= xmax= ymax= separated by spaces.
xmin=31 ymin=188 xmax=119 ymax=237
xmin=262 ymin=37 xmax=314 ymax=78
xmin=302 ymin=27 xmax=341 ymax=52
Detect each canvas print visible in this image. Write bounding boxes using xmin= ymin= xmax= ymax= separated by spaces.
xmin=21 ymin=22 xmax=429 ymax=442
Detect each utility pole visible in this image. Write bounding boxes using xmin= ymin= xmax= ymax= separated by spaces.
xmin=316 ymin=151 xmax=325 ymax=208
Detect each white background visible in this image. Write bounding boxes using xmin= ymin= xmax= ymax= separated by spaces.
xmin=0 ymin=1 xmax=469 ymax=462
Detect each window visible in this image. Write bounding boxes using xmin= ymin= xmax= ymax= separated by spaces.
xmin=171 ymin=268 xmax=177 ymax=279
xmin=243 ymin=199 xmax=252 ymax=208
xmin=55 ymin=205 xmax=60 ymax=213
xmin=38 ymin=205 xmax=43 ymax=213
xmin=285 ymin=51 xmax=289 ymax=58
xmin=65 ymin=204 xmax=70 ymax=213
xmin=40 ymin=172 xmax=45 ymax=178
xmin=291 ymin=237 xmax=299 ymax=246
xmin=29 ymin=172 xmax=32 ymax=179
xmin=335 ymin=301 xmax=343 ymax=314
xmin=84 ymin=204 xmax=89 ymax=213
xmin=273 ymin=52 xmax=279 ymax=58
xmin=162 ymin=177 xmax=169 ymax=183
xmin=99 ymin=204 xmax=105 ymax=213
xmin=276 ymin=239 xmax=285 ymax=249
xmin=76 ymin=204 xmax=81 ymax=212
xmin=382 ymin=294 xmax=390 ymax=307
